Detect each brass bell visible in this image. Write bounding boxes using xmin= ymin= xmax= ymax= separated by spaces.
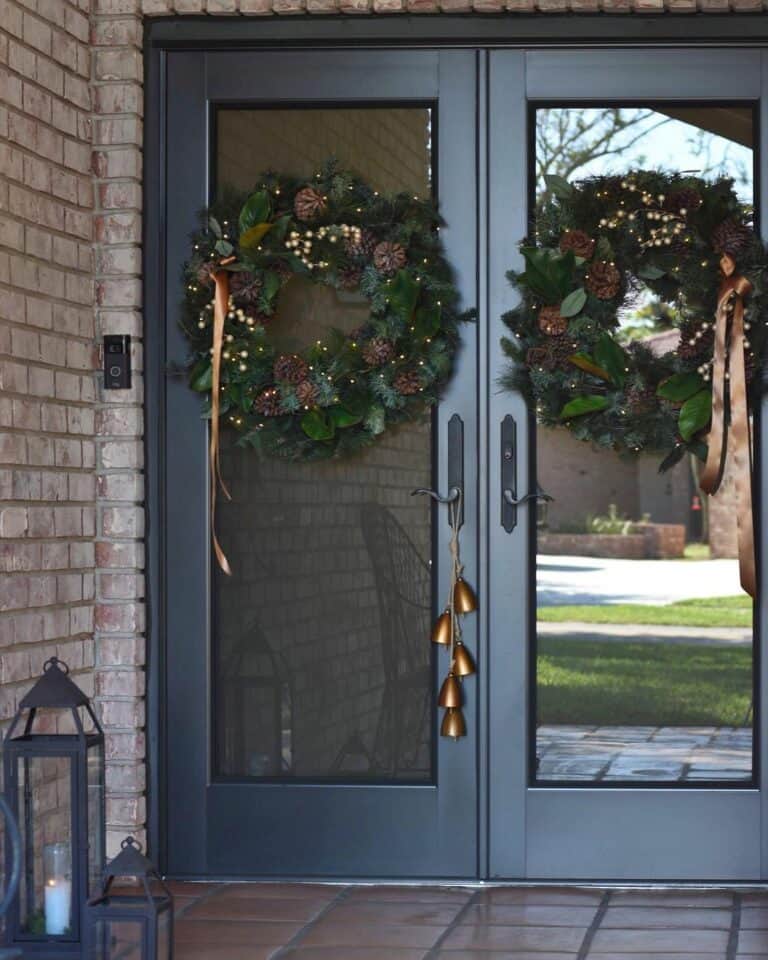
xmin=430 ymin=609 xmax=452 ymax=646
xmin=453 ymin=641 xmax=476 ymax=677
xmin=453 ymin=577 xmax=477 ymax=614
xmin=438 ymin=673 xmax=462 ymax=708
xmin=441 ymin=707 xmax=466 ymax=740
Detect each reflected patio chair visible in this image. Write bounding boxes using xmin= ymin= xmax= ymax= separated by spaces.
xmin=334 ymin=503 xmax=431 ymax=777
xmin=217 ymin=620 xmax=294 ymax=778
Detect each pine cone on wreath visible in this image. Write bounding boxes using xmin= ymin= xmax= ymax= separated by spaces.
xmin=362 ymin=337 xmax=395 ymax=367
xmin=196 ymin=261 xmax=217 ymax=285
xmin=677 ymin=319 xmax=714 ymax=362
xmin=711 ymin=219 xmax=753 ymax=258
xmin=664 ymin=189 xmax=702 ymax=216
xmin=273 ymin=353 xmax=309 ymax=385
xmin=230 ymin=271 xmax=262 ymax=306
xmin=394 ymin=370 xmax=422 ymax=395
xmin=526 ymin=346 xmax=550 ymax=370
xmin=559 ymin=230 xmax=595 ymax=261
xmin=295 ymin=380 xmax=320 ymax=408
xmin=337 ymin=264 xmax=363 ymax=291
xmin=586 ymin=261 xmax=622 ymax=300
xmin=254 ymin=387 xmax=283 ymax=417
xmin=373 ymin=241 xmax=407 ymax=276
xmin=547 ymin=335 xmax=579 ymax=370
xmin=294 ymin=186 xmax=327 ymax=222
xmin=538 ymin=305 xmax=569 ymax=337
xmin=345 ymin=228 xmax=377 ymax=260
xmin=625 ymin=381 xmax=658 ymax=414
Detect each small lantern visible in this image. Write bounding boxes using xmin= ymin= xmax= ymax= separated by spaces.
xmin=84 ymin=837 xmax=173 ymax=960
xmin=2 ymin=657 xmax=105 ymax=958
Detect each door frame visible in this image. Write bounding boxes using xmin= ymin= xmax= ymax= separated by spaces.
xmin=144 ymin=18 xmax=768 ymax=880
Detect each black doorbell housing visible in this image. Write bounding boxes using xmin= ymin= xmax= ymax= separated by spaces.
xmin=104 ymin=335 xmax=131 ymax=390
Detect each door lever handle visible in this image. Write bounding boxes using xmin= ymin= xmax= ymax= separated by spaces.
xmin=411 ymin=486 xmax=461 ymax=505
xmin=503 ymin=488 xmax=553 ymax=507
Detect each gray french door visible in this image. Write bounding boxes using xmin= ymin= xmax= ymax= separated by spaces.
xmin=159 ymin=42 xmax=768 ymax=881
xmin=161 ymin=50 xmax=480 ymax=878
xmin=489 ymin=49 xmax=768 ymax=881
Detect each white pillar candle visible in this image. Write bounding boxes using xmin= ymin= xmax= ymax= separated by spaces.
xmin=44 ymin=879 xmax=71 ymax=936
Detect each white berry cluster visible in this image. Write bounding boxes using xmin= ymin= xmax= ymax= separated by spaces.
xmin=284 ymin=223 xmax=363 ymax=270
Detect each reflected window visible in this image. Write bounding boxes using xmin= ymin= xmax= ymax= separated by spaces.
xmin=533 ymin=106 xmax=756 ymax=785
xmin=212 ymin=108 xmax=435 ymax=782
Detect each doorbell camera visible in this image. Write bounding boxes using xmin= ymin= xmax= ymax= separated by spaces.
xmin=104 ymin=335 xmax=131 ymax=390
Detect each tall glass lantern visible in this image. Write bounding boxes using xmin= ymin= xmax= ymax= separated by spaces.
xmin=2 ymin=657 xmax=105 ymax=957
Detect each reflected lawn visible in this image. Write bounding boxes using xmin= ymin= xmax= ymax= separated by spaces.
xmin=538 ymin=595 xmax=751 ymax=628
xmin=538 ymin=638 xmax=752 ymax=726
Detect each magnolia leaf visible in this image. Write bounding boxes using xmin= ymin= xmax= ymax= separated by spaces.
xmin=638 ymin=263 xmax=666 ymax=280
xmin=263 ymin=271 xmax=282 ymax=301
xmin=389 ymin=270 xmax=420 ymax=321
xmin=560 ymin=287 xmax=587 ymax=318
xmin=190 ymin=363 xmax=212 ymax=392
xmin=364 ymin=404 xmax=386 ymax=435
xmin=238 ymin=191 xmax=271 ymax=234
xmin=569 ymin=353 xmax=611 ymax=381
xmin=657 ymin=371 xmax=705 ymax=402
xmin=300 ymin=409 xmax=335 ymax=441
xmin=208 ymin=216 xmax=222 ymax=238
xmin=414 ymin=304 xmax=441 ymax=338
xmin=559 ymin=395 xmax=610 ymax=419
xmin=328 ymin=406 xmax=363 ymax=429
xmin=239 ymin=223 xmax=273 ymax=249
xmin=544 ymin=174 xmax=573 ymax=200
xmin=658 ymin=444 xmax=686 ymax=474
xmin=678 ymin=389 xmax=712 ymax=441
xmin=215 ymin=239 xmax=234 ymax=257
xmin=593 ymin=333 xmax=628 ymax=387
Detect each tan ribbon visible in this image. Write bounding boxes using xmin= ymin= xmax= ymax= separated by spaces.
xmin=699 ymin=257 xmax=755 ymax=597
xmin=210 ymin=260 xmax=235 ymax=575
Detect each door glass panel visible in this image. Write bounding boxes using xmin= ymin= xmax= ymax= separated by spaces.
xmin=213 ymin=108 xmax=434 ymax=781
xmin=533 ymin=106 xmax=756 ymax=784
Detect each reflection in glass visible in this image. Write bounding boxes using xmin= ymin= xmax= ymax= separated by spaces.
xmin=213 ymin=109 xmax=434 ymax=781
xmin=534 ymin=106 xmax=755 ymax=784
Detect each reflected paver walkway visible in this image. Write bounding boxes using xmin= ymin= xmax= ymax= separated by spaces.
xmin=169 ymin=882 xmax=768 ymax=959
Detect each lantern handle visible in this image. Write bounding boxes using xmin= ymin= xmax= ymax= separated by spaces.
xmin=121 ymin=836 xmax=143 ymax=852
xmin=43 ymin=656 xmax=69 ymax=674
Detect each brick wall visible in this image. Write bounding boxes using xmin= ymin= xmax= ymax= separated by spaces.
xmin=1 ymin=0 xmax=762 ymax=869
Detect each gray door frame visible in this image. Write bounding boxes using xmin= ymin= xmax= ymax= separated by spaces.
xmin=488 ymin=48 xmax=768 ymax=881
xmin=159 ymin=48 xmax=481 ymax=879
xmin=144 ymin=22 xmax=768 ymax=880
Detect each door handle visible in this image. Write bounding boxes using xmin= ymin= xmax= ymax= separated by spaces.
xmin=501 ymin=414 xmax=554 ymax=533
xmin=411 ymin=413 xmax=464 ymax=527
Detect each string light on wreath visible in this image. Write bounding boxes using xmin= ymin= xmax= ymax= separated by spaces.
xmin=502 ymin=168 xmax=768 ymax=598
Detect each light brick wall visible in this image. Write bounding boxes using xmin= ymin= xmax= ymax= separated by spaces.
xmin=1 ymin=0 xmax=763 ymax=867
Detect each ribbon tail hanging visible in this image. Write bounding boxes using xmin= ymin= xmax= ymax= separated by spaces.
xmin=699 ymin=274 xmax=755 ymax=599
xmin=210 ymin=263 xmax=236 ymax=576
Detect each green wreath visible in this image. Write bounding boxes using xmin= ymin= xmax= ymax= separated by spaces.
xmin=502 ymin=171 xmax=767 ymax=471
xmin=182 ymin=161 xmax=470 ymax=461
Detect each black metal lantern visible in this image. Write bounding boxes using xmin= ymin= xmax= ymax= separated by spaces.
xmin=2 ymin=657 xmax=105 ymax=958
xmin=84 ymin=837 xmax=173 ymax=960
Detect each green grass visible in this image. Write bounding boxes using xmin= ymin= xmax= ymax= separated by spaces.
xmin=684 ymin=542 xmax=711 ymax=560
xmin=537 ymin=595 xmax=752 ymax=628
xmin=538 ymin=638 xmax=752 ymax=726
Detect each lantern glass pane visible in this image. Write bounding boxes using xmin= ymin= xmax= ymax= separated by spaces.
xmin=17 ymin=755 xmax=74 ymax=937
xmin=87 ymin=740 xmax=104 ymax=895
xmin=89 ymin=918 xmax=144 ymax=960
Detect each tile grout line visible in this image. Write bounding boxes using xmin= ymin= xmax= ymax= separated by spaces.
xmin=267 ymin=885 xmax=354 ymax=959
xmin=726 ymin=891 xmax=742 ymax=960
xmin=421 ymin=888 xmax=485 ymax=958
xmin=576 ymin=889 xmax=611 ymax=960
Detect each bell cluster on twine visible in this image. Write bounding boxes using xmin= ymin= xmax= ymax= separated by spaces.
xmin=181 ymin=158 xmax=472 ymax=462
xmin=501 ymin=170 xmax=768 ymax=474
xmin=430 ymin=498 xmax=477 ymax=739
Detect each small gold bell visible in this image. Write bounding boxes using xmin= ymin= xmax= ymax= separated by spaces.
xmin=441 ymin=707 xmax=466 ymax=739
xmin=438 ymin=673 xmax=462 ymax=708
xmin=430 ymin=609 xmax=452 ymax=646
xmin=453 ymin=641 xmax=476 ymax=677
xmin=453 ymin=577 xmax=478 ymax=614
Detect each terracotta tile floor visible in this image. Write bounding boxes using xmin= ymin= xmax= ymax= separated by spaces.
xmin=169 ymin=882 xmax=768 ymax=959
